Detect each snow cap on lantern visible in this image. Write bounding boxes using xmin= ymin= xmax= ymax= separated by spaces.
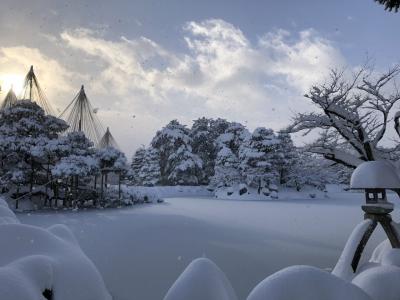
xmin=350 ymin=161 xmax=400 ymax=190
xmin=351 ymin=161 xmax=400 ymax=213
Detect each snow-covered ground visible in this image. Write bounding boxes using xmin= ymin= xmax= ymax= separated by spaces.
xmin=17 ymin=190 xmax=394 ymax=300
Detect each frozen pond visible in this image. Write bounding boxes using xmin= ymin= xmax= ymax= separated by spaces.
xmin=18 ymin=194 xmax=394 ymax=300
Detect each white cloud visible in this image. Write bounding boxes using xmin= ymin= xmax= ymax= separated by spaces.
xmin=1 ymin=19 xmax=346 ymax=155
xmin=0 ymin=46 xmax=83 ymax=112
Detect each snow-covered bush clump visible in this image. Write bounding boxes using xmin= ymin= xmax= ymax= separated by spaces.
xmin=103 ymin=185 xmax=162 ymax=205
xmin=0 ymin=197 xmax=111 ymax=300
xmin=164 ymin=258 xmax=238 ymax=300
xmin=247 ymin=265 xmax=371 ymax=300
xmin=164 ymin=220 xmax=400 ymax=300
xmin=214 ymin=185 xmax=279 ymax=201
xmin=52 ymin=155 xmax=99 ymax=178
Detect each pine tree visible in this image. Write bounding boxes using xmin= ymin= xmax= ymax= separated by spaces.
xmin=151 ymin=120 xmax=203 ymax=185
xmin=167 ymin=144 xmax=203 ymax=185
xmin=375 ymin=0 xmax=400 ymax=12
xmin=139 ymin=147 xmax=161 ymax=186
xmin=0 ymin=100 xmax=68 ymax=194
xmin=190 ymin=117 xmax=218 ymax=184
xmin=131 ymin=147 xmax=146 ymax=185
xmin=209 ymin=146 xmax=241 ymax=188
xmin=274 ymin=132 xmax=298 ymax=185
xmin=286 ymin=151 xmax=337 ymax=191
xmin=209 ymin=122 xmax=249 ymax=188
xmin=239 ymin=127 xmax=279 ymax=190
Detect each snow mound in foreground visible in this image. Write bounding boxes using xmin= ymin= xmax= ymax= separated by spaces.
xmin=351 ymin=239 xmax=400 ymax=300
xmin=163 ymin=257 xmax=238 ymax=300
xmin=0 ymin=198 xmax=111 ymax=300
xmin=247 ymin=265 xmax=372 ymax=300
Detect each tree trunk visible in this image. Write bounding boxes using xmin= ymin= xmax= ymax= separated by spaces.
xmin=15 ymin=186 xmax=19 ymax=210
xmin=100 ymin=173 xmax=104 ymax=202
xmin=118 ymin=172 xmax=121 ymax=204
xmin=30 ymin=157 xmax=34 ymax=199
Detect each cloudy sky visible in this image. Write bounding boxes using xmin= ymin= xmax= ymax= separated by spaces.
xmin=0 ymin=0 xmax=399 ymax=156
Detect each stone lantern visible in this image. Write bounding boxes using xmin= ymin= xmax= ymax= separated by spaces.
xmin=349 ymin=161 xmax=400 ymax=271
xmin=351 ymin=161 xmax=400 ymax=214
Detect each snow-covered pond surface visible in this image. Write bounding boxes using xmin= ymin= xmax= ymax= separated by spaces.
xmin=18 ymin=194 xmax=396 ymax=300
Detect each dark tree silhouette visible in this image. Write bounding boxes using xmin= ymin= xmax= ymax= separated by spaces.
xmin=375 ymin=0 xmax=400 ymax=12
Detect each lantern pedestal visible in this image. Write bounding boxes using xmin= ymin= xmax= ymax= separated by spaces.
xmin=351 ymin=207 xmax=400 ymax=272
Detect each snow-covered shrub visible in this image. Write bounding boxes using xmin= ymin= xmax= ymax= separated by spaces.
xmin=0 ymin=198 xmax=111 ymax=300
xmin=103 ymin=185 xmax=162 ymax=205
xmin=164 ymin=258 xmax=238 ymax=300
xmin=96 ymin=146 xmax=128 ymax=172
xmin=247 ymin=265 xmax=371 ymax=300
xmin=52 ymin=155 xmax=99 ymax=178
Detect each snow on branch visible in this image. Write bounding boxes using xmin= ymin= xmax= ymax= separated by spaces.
xmin=288 ymin=65 xmax=400 ymax=167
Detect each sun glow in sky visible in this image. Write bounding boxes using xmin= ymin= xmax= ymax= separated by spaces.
xmin=0 ymin=0 xmax=399 ymax=155
xmin=0 ymin=73 xmax=25 ymax=96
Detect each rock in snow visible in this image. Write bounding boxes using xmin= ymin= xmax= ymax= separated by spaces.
xmin=0 ymin=198 xmax=111 ymax=300
xmin=163 ymin=258 xmax=238 ymax=300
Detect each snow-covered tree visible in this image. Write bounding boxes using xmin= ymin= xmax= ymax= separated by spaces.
xmin=209 ymin=122 xmax=249 ymax=188
xmin=167 ymin=144 xmax=203 ymax=185
xmin=239 ymin=127 xmax=280 ymax=189
xmin=151 ymin=120 xmax=203 ymax=185
xmin=0 ymin=100 xmax=68 ymax=194
xmin=52 ymin=155 xmax=99 ymax=179
xmin=190 ymin=117 xmax=222 ymax=184
xmin=209 ymin=146 xmax=242 ymax=188
xmin=139 ymin=147 xmax=161 ymax=186
xmin=274 ymin=132 xmax=298 ymax=185
xmin=96 ymin=146 xmax=128 ymax=174
xmin=95 ymin=146 xmax=128 ymax=202
xmin=217 ymin=122 xmax=250 ymax=155
xmin=375 ymin=0 xmax=400 ymax=12
xmin=286 ymin=151 xmax=339 ymax=191
xmin=287 ymin=66 xmax=400 ymax=168
xmin=130 ymin=146 xmax=146 ymax=185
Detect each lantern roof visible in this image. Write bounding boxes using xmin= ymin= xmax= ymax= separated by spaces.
xmin=350 ymin=161 xmax=400 ymax=189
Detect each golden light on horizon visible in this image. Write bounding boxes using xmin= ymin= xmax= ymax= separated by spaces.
xmin=0 ymin=73 xmax=25 ymax=96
